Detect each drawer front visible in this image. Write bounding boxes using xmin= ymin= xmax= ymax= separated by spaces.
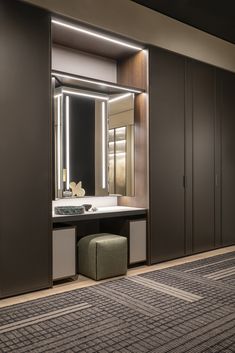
xmin=53 ymin=228 xmax=76 ymax=280
xmin=129 ymin=220 xmax=146 ymax=264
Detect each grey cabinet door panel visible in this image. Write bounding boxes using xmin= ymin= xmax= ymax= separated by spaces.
xmin=0 ymin=0 xmax=51 ymax=298
xmin=189 ymin=60 xmax=216 ymax=253
xmin=217 ymin=69 xmax=235 ymax=246
xmin=149 ymin=47 xmax=185 ymax=264
xmin=149 ymin=47 xmax=235 ymax=263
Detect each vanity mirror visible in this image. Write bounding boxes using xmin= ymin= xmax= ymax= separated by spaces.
xmin=53 ymin=77 xmax=136 ymax=198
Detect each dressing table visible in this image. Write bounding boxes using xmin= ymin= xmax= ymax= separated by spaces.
xmin=52 ymin=203 xmax=147 ymax=281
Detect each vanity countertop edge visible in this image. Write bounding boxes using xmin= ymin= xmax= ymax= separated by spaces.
xmin=52 ymin=206 xmax=147 ymax=223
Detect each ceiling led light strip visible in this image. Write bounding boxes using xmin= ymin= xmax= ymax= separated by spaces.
xmin=51 ymin=72 xmax=143 ymax=94
xmin=52 ymin=19 xmax=143 ymax=51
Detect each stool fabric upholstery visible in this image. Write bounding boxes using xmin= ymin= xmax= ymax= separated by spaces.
xmin=78 ymin=233 xmax=127 ymax=280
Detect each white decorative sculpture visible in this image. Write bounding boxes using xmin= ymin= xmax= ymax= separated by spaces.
xmin=69 ymin=181 xmax=86 ymax=197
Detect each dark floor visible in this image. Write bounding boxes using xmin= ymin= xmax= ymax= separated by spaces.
xmin=0 ymin=251 xmax=234 ymax=352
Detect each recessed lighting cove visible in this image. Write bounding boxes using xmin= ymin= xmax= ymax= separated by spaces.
xmin=52 ymin=19 xmax=143 ymax=51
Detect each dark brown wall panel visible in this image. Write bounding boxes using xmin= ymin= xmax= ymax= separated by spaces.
xmin=117 ymin=51 xmax=148 ymax=208
xmin=0 ymin=0 xmax=52 ymax=298
xmin=217 ymin=69 xmax=235 ymax=246
xmin=190 ymin=60 xmax=216 ymax=253
xmin=117 ymin=51 xmax=147 ymax=90
xmin=149 ymin=47 xmax=185 ymax=264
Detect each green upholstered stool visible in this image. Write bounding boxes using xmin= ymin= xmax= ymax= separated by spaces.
xmin=78 ymin=233 xmax=127 ymax=280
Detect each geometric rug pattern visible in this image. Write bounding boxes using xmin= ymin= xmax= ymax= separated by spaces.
xmin=0 ymin=251 xmax=234 ymax=352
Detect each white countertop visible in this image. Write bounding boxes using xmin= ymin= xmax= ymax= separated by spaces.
xmin=53 ymin=205 xmax=146 ymax=218
xmin=87 ymin=206 xmax=146 ymax=214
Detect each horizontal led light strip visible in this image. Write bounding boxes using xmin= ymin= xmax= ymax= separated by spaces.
xmin=108 ymin=92 xmax=133 ymax=103
xmin=109 ymin=152 xmax=126 ymax=157
xmin=62 ymin=89 xmax=109 ymax=100
xmin=52 ymin=19 xmax=143 ymax=51
xmin=51 ymin=72 xmax=143 ymax=94
xmin=109 ymin=140 xmax=126 ymax=144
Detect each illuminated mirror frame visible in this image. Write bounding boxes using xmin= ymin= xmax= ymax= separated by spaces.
xmin=54 ymin=87 xmax=109 ymax=197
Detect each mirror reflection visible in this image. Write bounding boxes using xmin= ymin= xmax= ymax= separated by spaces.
xmin=54 ymin=86 xmax=135 ymax=198
xmin=108 ymin=93 xmax=134 ymax=196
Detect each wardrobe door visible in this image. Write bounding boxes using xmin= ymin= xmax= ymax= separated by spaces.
xmin=217 ymin=69 xmax=235 ymax=246
xmin=189 ymin=60 xmax=216 ymax=253
xmin=149 ymin=47 xmax=185 ymax=264
xmin=0 ymin=0 xmax=52 ymax=298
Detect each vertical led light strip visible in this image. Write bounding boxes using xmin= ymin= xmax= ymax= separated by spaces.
xmin=57 ymin=95 xmax=61 ymax=190
xmin=102 ymin=101 xmax=106 ymax=189
xmin=66 ymin=96 xmax=70 ymax=190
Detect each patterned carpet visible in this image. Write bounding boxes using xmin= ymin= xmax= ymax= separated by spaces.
xmin=0 ymin=251 xmax=235 ymax=353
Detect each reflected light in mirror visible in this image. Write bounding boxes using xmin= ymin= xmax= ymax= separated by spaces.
xmin=102 ymin=101 xmax=106 ymax=189
xmin=56 ymin=95 xmax=61 ymax=189
xmin=109 ymin=152 xmax=126 ymax=157
xmin=66 ymin=96 xmax=70 ymax=190
xmin=109 ymin=140 xmax=126 ymax=144
xmin=62 ymin=89 xmax=109 ymax=101
xmin=115 ymin=127 xmax=126 ymax=135
xmin=54 ymin=93 xmax=62 ymax=99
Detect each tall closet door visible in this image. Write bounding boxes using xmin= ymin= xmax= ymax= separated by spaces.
xmin=217 ymin=69 xmax=235 ymax=246
xmin=189 ymin=60 xmax=216 ymax=252
xmin=149 ymin=47 xmax=185 ymax=264
xmin=0 ymin=0 xmax=51 ymax=298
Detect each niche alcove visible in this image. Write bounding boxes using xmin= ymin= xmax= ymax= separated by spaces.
xmin=51 ymin=17 xmax=148 ymax=207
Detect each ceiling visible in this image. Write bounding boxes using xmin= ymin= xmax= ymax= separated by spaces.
xmin=132 ymin=0 xmax=235 ymax=45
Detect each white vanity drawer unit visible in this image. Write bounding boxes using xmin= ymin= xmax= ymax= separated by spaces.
xmin=53 ymin=227 xmax=76 ymax=281
xmin=129 ymin=220 xmax=147 ymax=264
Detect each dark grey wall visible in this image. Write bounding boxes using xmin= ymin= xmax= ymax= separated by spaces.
xmin=0 ymin=0 xmax=52 ymax=298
